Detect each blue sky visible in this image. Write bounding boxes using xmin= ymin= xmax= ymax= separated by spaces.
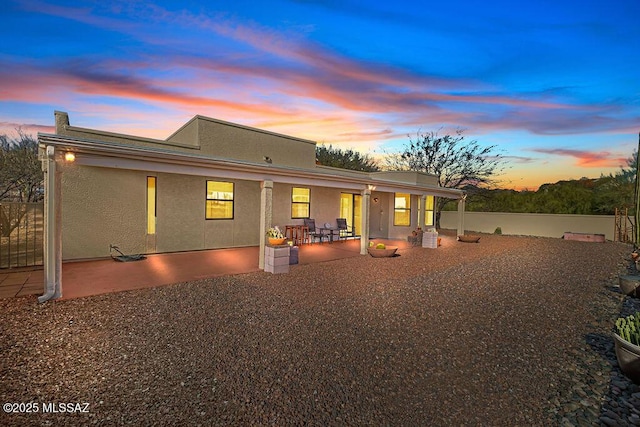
xmin=1 ymin=0 xmax=639 ymax=189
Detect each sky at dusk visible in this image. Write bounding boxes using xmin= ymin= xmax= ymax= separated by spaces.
xmin=1 ymin=0 xmax=639 ymax=190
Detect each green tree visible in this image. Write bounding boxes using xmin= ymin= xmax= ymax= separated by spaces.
xmin=0 ymin=131 xmax=43 ymax=202
xmin=533 ymin=179 xmax=594 ymax=214
xmin=594 ymin=149 xmax=637 ymax=214
xmin=386 ymin=129 xmax=507 ymax=228
xmin=447 ymin=147 xmax=637 ymax=216
xmin=315 ymin=144 xmax=380 ymax=172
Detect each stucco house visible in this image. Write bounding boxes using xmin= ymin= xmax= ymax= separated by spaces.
xmin=37 ymin=111 xmax=466 ymax=301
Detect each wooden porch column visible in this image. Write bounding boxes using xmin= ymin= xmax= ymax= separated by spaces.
xmin=457 ymin=195 xmax=466 ymax=237
xmin=360 ymin=186 xmax=372 ymax=255
xmin=259 ymin=180 xmax=273 ymax=269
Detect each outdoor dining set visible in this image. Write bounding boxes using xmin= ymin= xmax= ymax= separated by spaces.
xmin=284 ymin=218 xmax=358 ymax=246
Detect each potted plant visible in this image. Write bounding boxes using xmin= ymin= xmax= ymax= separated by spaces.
xmin=267 ymin=226 xmax=286 ymax=245
xmin=614 ymin=313 xmax=640 ymax=383
xmin=367 ymin=241 xmax=398 ymax=258
xmin=619 ymin=275 xmax=640 ymax=297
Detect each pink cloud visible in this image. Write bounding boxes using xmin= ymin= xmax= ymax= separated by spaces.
xmin=6 ymin=0 xmax=638 ymax=156
xmin=0 ymin=122 xmax=54 ymax=137
xmin=532 ymin=148 xmax=627 ymax=168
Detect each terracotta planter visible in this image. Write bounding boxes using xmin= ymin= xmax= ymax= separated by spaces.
xmin=457 ymin=235 xmax=480 ymax=243
xmin=268 ymin=237 xmax=287 ymax=245
xmin=619 ymin=275 xmax=640 ymax=297
xmin=613 ymin=333 xmax=640 ymax=384
xmin=367 ymin=246 xmax=398 ymax=258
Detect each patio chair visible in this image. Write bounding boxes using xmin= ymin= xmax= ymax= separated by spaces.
xmin=336 ymin=218 xmax=357 ymax=241
xmin=303 ymin=218 xmax=325 ymax=244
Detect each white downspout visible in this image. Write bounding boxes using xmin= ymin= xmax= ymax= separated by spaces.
xmin=39 ymin=146 xmax=59 ymax=303
xmin=457 ymin=194 xmax=466 ymax=237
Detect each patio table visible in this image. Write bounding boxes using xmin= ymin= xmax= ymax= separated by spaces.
xmin=319 ymin=225 xmax=340 ymax=243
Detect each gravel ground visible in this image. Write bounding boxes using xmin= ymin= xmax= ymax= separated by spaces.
xmin=1 ymin=232 xmax=637 ymax=426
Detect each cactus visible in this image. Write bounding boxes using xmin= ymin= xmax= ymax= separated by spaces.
xmin=616 ymin=313 xmax=640 ymax=346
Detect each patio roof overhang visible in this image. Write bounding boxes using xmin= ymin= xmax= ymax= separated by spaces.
xmin=37 ymin=133 xmax=465 ymax=199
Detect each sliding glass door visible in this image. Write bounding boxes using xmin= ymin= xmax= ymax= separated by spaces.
xmin=340 ymin=193 xmax=362 ymax=236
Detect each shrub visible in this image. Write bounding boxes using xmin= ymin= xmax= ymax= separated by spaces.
xmin=494 ymin=227 xmax=502 ymax=235
xmin=616 ymin=313 xmax=640 ymax=346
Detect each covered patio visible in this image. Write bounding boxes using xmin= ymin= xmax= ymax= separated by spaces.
xmin=2 ymin=237 xmax=419 ymax=300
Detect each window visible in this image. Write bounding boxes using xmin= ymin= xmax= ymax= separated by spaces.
xmin=291 ymin=187 xmax=310 ymax=218
xmin=206 ymin=181 xmax=234 ymax=219
xmin=147 ymin=177 xmax=156 ymax=234
xmin=394 ymin=193 xmax=411 ymax=226
xmin=425 ymin=195 xmax=435 ymax=226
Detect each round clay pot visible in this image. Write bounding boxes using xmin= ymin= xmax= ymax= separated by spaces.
xmin=367 ymin=246 xmax=398 ymax=258
xmin=268 ymin=238 xmax=287 ymax=245
xmin=619 ymin=275 xmax=640 ymax=297
xmin=613 ymin=333 xmax=640 ymax=384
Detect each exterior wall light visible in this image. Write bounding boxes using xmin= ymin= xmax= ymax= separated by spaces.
xmin=64 ymin=152 xmax=76 ymax=162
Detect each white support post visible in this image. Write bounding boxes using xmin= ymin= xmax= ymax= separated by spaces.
xmin=259 ymin=180 xmax=274 ymax=269
xmin=457 ymin=196 xmax=466 ymax=237
xmin=360 ymin=187 xmax=372 ymax=255
xmin=418 ymin=195 xmax=426 ymax=229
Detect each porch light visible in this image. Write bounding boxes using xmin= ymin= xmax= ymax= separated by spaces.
xmin=64 ymin=152 xmax=76 ymax=162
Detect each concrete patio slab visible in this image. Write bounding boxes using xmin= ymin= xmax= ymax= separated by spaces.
xmin=0 ymin=238 xmax=412 ymax=300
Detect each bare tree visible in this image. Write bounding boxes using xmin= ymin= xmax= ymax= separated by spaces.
xmin=0 ymin=130 xmax=43 ymax=202
xmin=386 ymin=129 xmax=507 ymax=228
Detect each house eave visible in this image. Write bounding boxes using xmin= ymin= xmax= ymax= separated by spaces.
xmin=38 ymin=133 xmax=464 ymax=198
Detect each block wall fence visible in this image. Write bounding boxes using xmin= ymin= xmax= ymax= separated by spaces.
xmin=440 ymin=211 xmax=621 ymax=241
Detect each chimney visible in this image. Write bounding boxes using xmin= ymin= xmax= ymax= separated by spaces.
xmin=54 ymin=111 xmax=69 ymax=134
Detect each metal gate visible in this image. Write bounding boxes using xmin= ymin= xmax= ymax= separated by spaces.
xmin=0 ymin=202 xmax=44 ymax=269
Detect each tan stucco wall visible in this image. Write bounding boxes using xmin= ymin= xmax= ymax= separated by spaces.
xmin=194 ymin=118 xmax=316 ymax=169
xmin=164 ymin=118 xmax=199 ymax=147
xmin=61 ymin=164 xmax=147 ymax=260
xmin=61 ymin=164 xmax=262 ymax=260
xmin=154 ymin=174 xmax=261 ymax=252
xmin=56 ymin=112 xmax=315 ymax=168
xmin=204 ymin=180 xmax=261 ymax=248
xmin=384 ymin=193 xmax=420 ymax=240
xmin=372 ymin=171 xmax=438 ymax=186
xmin=60 ymin=161 xmax=437 ymax=259
xmin=156 ymin=174 xmax=204 ymax=252
xmin=271 ymin=183 xmax=346 ymax=231
xmin=369 ymin=191 xmax=389 ymax=238
xmin=440 ymin=211 xmax=617 ymax=240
